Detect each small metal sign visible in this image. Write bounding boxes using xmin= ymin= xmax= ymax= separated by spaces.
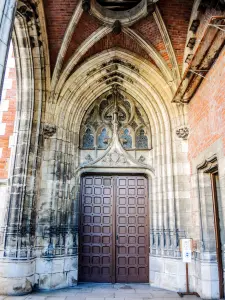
xmin=180 ymin=239 xmax=192 ymax=263
xmin=178 ymin=239 xmax=200 ymax=298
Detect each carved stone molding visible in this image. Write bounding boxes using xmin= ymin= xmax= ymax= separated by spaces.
xmin=176 ymin=127 xmax=189 ymax=140
xmin=197 ymin=154 xmax=218 ymax=173
xmin=102 ymin=150 xmax=128 ymax=166
xmin=43 ymin=124 xmax=57 ymax=138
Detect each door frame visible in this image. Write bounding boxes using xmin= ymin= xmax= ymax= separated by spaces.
xmin=197 ymin=156 xmax=225 ymax=298
xmin=211 ymin=172 xmax=224 ymax=299
xmin=78 ymin=170 xmax=152 ymax=283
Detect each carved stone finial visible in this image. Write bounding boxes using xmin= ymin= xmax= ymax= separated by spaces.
xmin=43 ymin=124 xmax=56 ymax=138
xmin=176 ymin=127 xmax=189 ymax=140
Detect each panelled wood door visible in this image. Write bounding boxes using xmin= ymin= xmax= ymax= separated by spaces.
xmin=79 ymin=175 xmax=149 ymax=283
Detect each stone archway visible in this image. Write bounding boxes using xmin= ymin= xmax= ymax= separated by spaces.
xmin=0 ymin=1 xmax=49 ymax=294
xmin=35 ymin=47 xmax=191 ymax=292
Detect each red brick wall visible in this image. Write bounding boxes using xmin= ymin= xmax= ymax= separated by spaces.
xmin=63 ymin=13 xmax=100 ymax=67
xmin=188 ymin=48 xmax=225 ymax=165
xmin=132 ymin=14 xmax=172 ymax=68
xmin=158 ymin=0 xmax=194 ymax=69
xmin=0 ymin=45 xmax=17 ymax=179
xmin=44 ymin=0 xmax=78 ymax=73
xmin=78 ymin=31 xmax=153 ymax=67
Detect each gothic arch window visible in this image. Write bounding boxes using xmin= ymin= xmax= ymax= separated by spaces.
xmin=80 ymin=89 xmax=151 ymax=151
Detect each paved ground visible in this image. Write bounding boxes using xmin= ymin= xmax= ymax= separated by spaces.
xmin=0 ymin=283 xmax=201 ymax=300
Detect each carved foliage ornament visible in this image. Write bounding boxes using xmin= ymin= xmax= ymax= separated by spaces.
xmin=102 ymin=150 xmax=128 ymax=166
xmin=43 ymin=124 xmax=57 ymax=138
xmin=85 ymin=154 xmax=93 ymax=163
xmin=176 ymin=127 xmax=189 ymax=140
xmin=138 ymin=155 xmax=146 ymax=164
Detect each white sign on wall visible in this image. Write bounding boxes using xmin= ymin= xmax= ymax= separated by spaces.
xmin=180 ymin=239 xmax=192 ymax=263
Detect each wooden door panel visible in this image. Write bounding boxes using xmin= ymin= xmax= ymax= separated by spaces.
xmin=80 ymin=174 xmax=149 ymax=283
xmin=79 ymin=176 xmax=114 ymax=282
xmin=116 ymin=176 xmax=149 ymax=283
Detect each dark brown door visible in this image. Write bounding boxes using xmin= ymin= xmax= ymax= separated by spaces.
xmin=79 ymin=176 xmax=114 ymax=282
xmin=79 ymin=174 xmax=149 ymax=283
xmin=116 ymin=176 xmax=149 ymax=282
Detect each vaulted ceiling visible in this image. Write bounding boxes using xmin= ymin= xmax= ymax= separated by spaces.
xmin=17 ymin=0 xmax=225 ymax=105
xmin=44 ymin=0 xmax=194 ymax=78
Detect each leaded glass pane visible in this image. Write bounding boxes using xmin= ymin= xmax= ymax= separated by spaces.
xmin=97 ymin=128 xmax=110 ymax=149
xmin=120 ymin=128 xmax=132 ymax=149
xmin=136 ymin=129 xmax=148 ymax=149
xmin=83 ymin=128 xmax=94 ymax=149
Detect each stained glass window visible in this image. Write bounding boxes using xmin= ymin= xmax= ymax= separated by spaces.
xmin=82 ymin=128 xmax=94 ymax=149
xmin=98 ymin=128 xmax=109 ymax=149
xmin=120 ymin=128 xmax=132 ymax=149
xmin=80 ymin=90 xmax=151 ymax=151
xmin=136 ymin=129 xmax=148 ymax=149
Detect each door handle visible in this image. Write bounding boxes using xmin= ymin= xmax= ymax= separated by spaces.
xmin=116 ymin=235 xmax=118 ymax=240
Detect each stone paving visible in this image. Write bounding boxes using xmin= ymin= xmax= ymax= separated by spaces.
xmin=0 ymin=283 xmax=201 ymax=300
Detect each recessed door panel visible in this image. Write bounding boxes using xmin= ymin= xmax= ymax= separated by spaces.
xmin=79 ymin=176 xmax=114 ymax=282
xmin=79 ymin=175 xmax=149 ymax=283
xmin=116 ymin=176 xmax=149 ymax=283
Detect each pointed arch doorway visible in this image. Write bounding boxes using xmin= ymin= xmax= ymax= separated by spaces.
xmin=77 ymin=86 xmax=153 ymax=283
xmin=79 ymin=173 xmax=149 ymax=283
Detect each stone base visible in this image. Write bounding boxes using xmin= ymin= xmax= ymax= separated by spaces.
xmin=0 ymin=259 xmax=35 ymax=295
xmin=150 ymin=256 xmax=187 ymax=292
xmin=0 ymin=256 xmax=78 ymax=295
xmin=150 ymin=255 xmax=221 ymax=299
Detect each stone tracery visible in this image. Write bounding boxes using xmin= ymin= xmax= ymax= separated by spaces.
xmin=80 ymin=88 xmax=151 ymax=151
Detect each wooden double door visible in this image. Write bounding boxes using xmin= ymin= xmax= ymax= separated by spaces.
xmin=79 ymin=175 xmax=149 ymax=283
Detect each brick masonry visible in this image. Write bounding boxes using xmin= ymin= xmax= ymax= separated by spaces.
xmin=188 ymin=48 xmax=225 ymax=165
xmin=44 ymin=0 xmax=79 ymax=73
xmin=0 ymin=43 xmax=16 ymax=179
xmin=44 ymin=0 xmax=194 ymax=74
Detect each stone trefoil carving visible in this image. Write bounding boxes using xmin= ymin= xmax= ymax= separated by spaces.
xmin=176 ymin=127 xmax=189 ymax=140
